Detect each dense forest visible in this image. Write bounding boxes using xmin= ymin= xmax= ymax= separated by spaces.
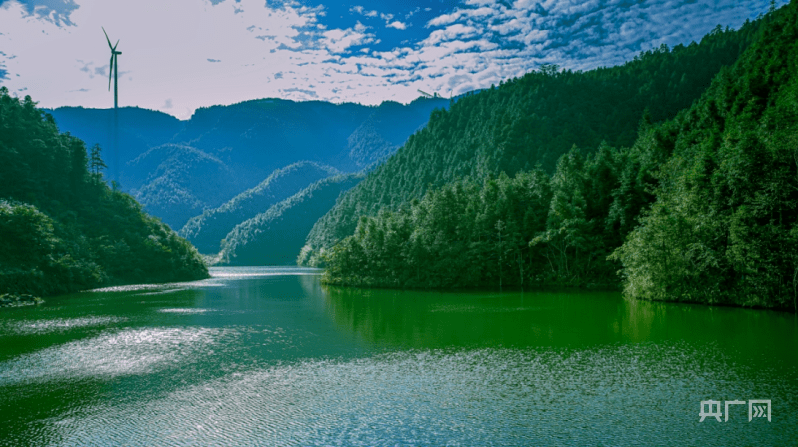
xmin=320 ymin=3 xmax=798 ymax=312
xmin=301 ymin=15 xmax=767 ymax=266
xmin=0 ymin=88 xmax=208 ymax=298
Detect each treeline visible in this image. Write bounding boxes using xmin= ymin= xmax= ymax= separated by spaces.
xmin=323 ymin=2 xmax=798 ymax=311
xmin=302 ymin=17 xmax=766 ymax=265
xmin=0 ymin=88 xmax=208 ymax=297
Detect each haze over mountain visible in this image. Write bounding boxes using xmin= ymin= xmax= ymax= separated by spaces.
xmin=47 ymin=96 xmax=450 ymax=229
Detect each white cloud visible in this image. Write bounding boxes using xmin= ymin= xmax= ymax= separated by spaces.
xmin=321 ymin=28 xmax=375 ymax=54
xmin=386 ymin=21 xmax=408 ymax=30
xmin=423 ymin=24 xmax=479 ymax=46
xmin=350 ymin=5 xmax=378 ymax=18
xmin=353 ymin=21 xmax=368 ymax=33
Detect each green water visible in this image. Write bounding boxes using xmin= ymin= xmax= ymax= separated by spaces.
xmin=0 ymin=267 xmax=796 ymax=445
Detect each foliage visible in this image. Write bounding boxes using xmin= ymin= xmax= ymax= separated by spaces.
xmin=321 ymin=146 xmax=632 ymax=290
xmin=0 ymin=88 xmax=208 ymax=297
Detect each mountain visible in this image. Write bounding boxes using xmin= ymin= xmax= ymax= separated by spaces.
xmin=300 ymin=17 xmax=765 ymax=266
xmin=0 ymin=89 xmax=208 ymax=298
xmin=179 ymin=161 xmax=340 ymax=254
xmin=47 ymin=97 xmax=450 ymax=229
xmin=216 ymin=173 xmax=363 ymax=266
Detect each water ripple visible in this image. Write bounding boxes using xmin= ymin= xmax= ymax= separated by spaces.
xmin=40 ymin=344 xmax=798 ymax=446
xmin=1 ymin=316 xmax=127 ymax=335
xmin=0 ymin=327 xmax=224 ymax=385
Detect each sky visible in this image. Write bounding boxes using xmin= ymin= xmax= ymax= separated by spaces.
xmin=0 ymin=0 xmax=784 ymax=119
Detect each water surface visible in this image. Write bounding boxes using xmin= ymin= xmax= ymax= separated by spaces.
xmin=1 ymin=267 xmax=796 ymax=445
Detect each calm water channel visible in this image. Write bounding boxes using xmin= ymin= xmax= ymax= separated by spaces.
xmin=1 ymin=267 xmax=796 ymax=445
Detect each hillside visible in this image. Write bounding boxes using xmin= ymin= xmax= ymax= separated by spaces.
xmin=0 ymin=89 xmax=208 ymax=298
xmin=300 ymin=18 xmax=765 ymax=266
xmin=216 ymin=173 xmax=363 ymax=266
xmin=41 ymin=106 xmax=184 ymax=188
xmin=179 ymin=161 xmax=340 ymax=253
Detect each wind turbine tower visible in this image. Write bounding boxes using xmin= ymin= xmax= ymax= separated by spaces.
xmin=103 ymin=27 xmax=122 ymax=108
xmin=103 ymin=27 xmax=121 ymax=184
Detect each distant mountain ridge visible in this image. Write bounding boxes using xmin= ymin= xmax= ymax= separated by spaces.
xmin=47 ymin=96 xmax=450 ymax=229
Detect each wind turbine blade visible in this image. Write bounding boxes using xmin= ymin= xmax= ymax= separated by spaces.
xmin=108 ymin=56 xmax=114 ymax=91
xmin=102 ymin=27 xmax=113 ymax=49
xmin=113 ymin=39 xmax=120 ymax=51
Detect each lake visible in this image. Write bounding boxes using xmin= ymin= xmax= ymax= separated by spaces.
xmin=1 ymin=267 xmax=796 ymax=445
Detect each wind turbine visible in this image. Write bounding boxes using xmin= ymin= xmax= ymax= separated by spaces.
xmin=102 ymin=27 xmax=121 ymax=185
xmin=103 ymin=27 xmax=121 ymax=108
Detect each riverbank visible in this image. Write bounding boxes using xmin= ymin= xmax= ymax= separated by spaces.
xmin=0 ymin=293 xmax=44 ymax=308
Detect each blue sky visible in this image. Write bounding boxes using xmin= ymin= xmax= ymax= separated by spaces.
xmin=0 ymin=0 xmax=783 ymax=119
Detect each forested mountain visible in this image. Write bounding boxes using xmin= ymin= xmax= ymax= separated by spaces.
xmin=301 ymin=18 xmax=766 ymax=265
xmin=321 ymin=3 xmax=798 ymax=312
xmin=47 ymin=97 xmax=450 ymax=228
xmin=0 ymin=88 xmax=208 ymax=298
xmin=179 ymin=161 xmax=340 ymax=254
xmin=216 ymin=174 xmax=363 ymax=266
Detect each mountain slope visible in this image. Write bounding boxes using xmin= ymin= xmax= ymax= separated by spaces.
xmin=216 ymin=173 xmax=363 ymax=266
xmin=301 ymin=18 xmax=766 ymax=265
xmin=179 ymin=161 xmax=340 ymax=253
xmin=319 ymin=3 xmax=798 ymax=312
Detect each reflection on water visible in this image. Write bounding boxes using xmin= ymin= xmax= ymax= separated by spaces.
xmin=0 ymin=267 xmax=796 ymax=445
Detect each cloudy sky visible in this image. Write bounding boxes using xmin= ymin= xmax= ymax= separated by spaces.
xmin=0 ymin=0 xmax=783 ymax=119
